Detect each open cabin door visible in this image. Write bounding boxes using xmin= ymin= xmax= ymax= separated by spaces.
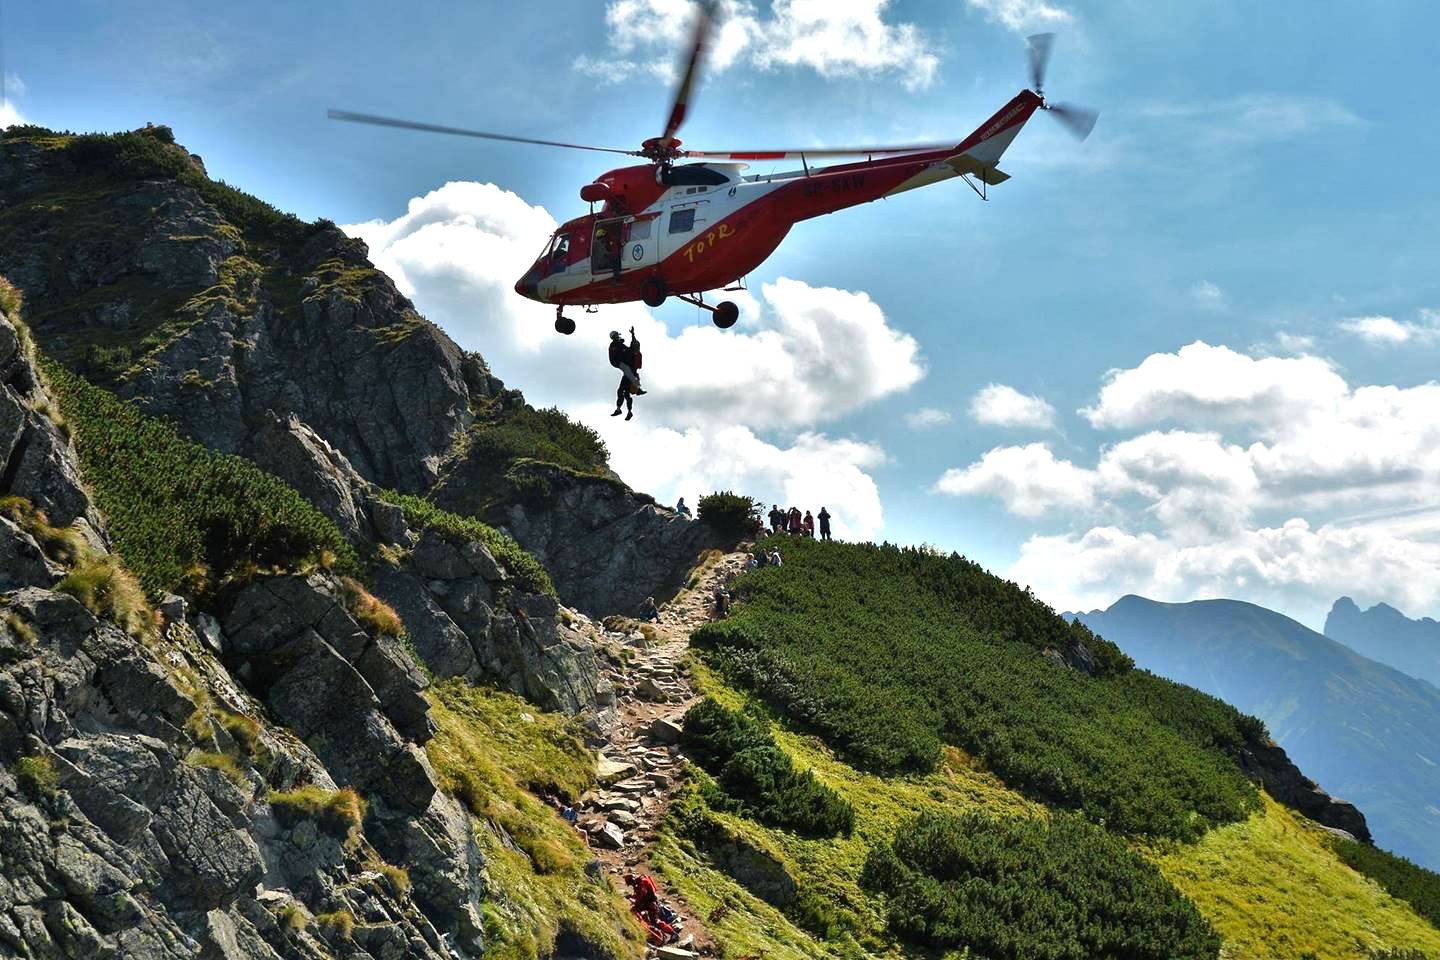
xmin=592 ymin=215 xmax=661 ymax=276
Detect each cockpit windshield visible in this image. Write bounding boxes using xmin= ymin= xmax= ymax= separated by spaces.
xmin=542 ymin=233 xmax=570 ymax=275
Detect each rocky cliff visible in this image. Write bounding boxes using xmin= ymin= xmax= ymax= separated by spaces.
xmin=0 ymin=125 xmax=718 ymax=618
xmin=0 ymin=249 xmax=655 ymax=960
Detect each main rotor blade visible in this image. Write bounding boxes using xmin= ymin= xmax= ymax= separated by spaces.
xmin=328 ymin=109 xmax=640 ymax=156
xmin=1026 ymin=32 xmax=1054 ymax=93
xmin=1047 ymin=102 xmax=1099 ymax=141
xmin=659 ymin=0 xmax=718 ymax=146
xmin=683 ymin=142 xmax=955 ymax=161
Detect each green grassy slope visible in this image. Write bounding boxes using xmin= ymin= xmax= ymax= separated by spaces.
xmin=694 ymin=537 xmax=1263 ymax=841
xmin=665 ymin=538 xmax=1440 ymax=960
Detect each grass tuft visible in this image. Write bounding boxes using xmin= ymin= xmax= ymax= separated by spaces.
xmin=369 ymin=859 xmax=412 ymax=899
xmin=56 ymin=557 xmax=156 ymax=638
xmin=268 ymin=786 xmax=367 ymax=848
xmin=0 ymin=496 xmax=89 ymax=567
xmin=340 ymin=576 xmax=403 ymax=636
xmin=186 ymin=750 xmax=247 ymax=786
xmin=277 ymin=903 xmax=307 ymax=934
xmin=15 ymin=755 xmax=59 ymax=799
xmin=5 ymin=611 xmax=37 ymax=647
xmin=314 ymin=909 xmax=355 ymax=940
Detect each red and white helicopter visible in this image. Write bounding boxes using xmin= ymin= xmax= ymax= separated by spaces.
xmin=331 ymin=11 xmax=1096 ymax=335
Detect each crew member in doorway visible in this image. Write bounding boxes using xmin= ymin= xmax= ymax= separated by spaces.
xmin=609 ymin=327 xmax=645 ymax=421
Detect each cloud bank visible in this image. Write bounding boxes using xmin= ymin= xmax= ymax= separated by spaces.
xmin=588 ymin=0 xmax=940 ymax=91
xmin=938 ymin=340 xmax=1440 ymax=623
xmin=344 ymin=180 xmax=921 ymax=539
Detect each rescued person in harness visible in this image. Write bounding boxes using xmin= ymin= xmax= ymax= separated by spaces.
xmin=609 ymin=326 xmax=645 ymax=421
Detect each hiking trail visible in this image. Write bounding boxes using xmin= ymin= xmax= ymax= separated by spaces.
xmin=575 ymin=549 xmax=751 ymax=959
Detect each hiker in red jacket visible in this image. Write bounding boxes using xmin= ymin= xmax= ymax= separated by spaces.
xmin=609 ymin=327 xmax=646 ymax=421
xmin=624 ymin=873 xmax=674 ymax=943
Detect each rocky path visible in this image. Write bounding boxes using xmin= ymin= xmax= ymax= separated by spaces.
xmin=576 ymin=550 xmax=751 ymax=959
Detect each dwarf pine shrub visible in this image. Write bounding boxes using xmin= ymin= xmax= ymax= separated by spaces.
xmin=40 ymin=358 xmax=356 ymax=598
xmin=693 ymin=535 xmax=1264 ymax=840
xmin=680 ymin=698 xmax=853 ymax=838
xmin=863 ymin=810 xmax=1221 ymax=959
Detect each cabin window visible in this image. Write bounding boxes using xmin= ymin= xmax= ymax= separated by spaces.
xmin=626 ymin=219 xmax=652 ymax=242
xmin=668 ymin=209 xmax=696 ymax=234
xmin=661 ymin=164 xmax=730 ymax=187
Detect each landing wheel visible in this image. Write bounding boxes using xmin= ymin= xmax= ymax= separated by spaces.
xmin=713 ymin=301 xmax=739 ymax=329
xmin=554 ymin=313 xmax=576 ymax=335
xmin=641 ymin=278 xmax=668 ymax=308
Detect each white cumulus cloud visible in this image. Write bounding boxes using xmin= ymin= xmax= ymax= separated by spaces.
xmin=1 ymin=73 xmax=24 ymax=128
xmin=905 ymin=407 xmax=952 ymax=429
xmin=1081 ymin=341 xmax=1348 ymax=436
xmin=964 ymin=0 xmax=1072 ymax=31
xmin=343 ymin=179 xmax=919 ymax=538
xmin=969 ymin=383 xmax=1056 ymax=430
xmin=937 ymin=339 xmax=1440 ymax=624
xmin=597 ymin=0 xmax=940 ymax=91
xmin=1339 ymin=312 xmax=1440 ymax=347
xmin=935 ymin=443 xmax=1096 ymax=517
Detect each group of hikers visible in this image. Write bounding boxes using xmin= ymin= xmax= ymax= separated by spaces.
xmin=768 ymin=503 xmax=832 ymax=540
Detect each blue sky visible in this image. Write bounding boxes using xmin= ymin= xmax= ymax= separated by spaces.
xmin=7 ymin=0 xmax=1440 ymax=627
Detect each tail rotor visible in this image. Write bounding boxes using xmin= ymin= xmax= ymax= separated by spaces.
xmin=1026 ymin=33 xmax=1100 ymax=142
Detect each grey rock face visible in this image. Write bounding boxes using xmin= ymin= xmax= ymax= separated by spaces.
xmin=0 ymin=154 xmax=475 ymax=492
xmin=371 ymin=528 xmax=613 ymax=718
xmin=222 ymin=575 xmax=438 ymax=809
xmin=1236 ymin=740 xmax=1371 ymax=843
xmin=433 ymin=461 xmax=720 ymax=618
xmin=0 ymin=313 xmax=100 ymax=533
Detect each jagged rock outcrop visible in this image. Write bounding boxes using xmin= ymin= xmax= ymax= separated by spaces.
xmin=0 ymin=313 xmax=102 ymax=538
xmin=1236 ymin=740 xmax=1371 ymax=842
xmin=0 ymin=296 xmax=481 ymax=958
xmin=433 ymin=461 xmax=721 ymax=618
xmin=372 ymin=528 xmax=614 ymax=723
xmin=0 ymin=134 xmax=478 ymax=492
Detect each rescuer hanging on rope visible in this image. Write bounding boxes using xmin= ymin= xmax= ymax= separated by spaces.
xmin=609 ymin=326 xmax=645 ymax=421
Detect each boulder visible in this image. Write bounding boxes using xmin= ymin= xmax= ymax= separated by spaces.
xmin=596 ymin=756 xmax=637 ymax=786
xmin=596 ymin=822 xmax=626 ymax=850
xmin=373 ymin=568 xmax=480 ymax=680
xmin=649 ymin=717 xmax=683 ymax=745
xmin=432 ymin=460 xmax=723 ymax=618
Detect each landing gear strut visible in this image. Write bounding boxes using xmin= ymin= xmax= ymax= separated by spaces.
xmin=553 ymin=307 xmax=576 ymax=336
xmin=675 ymin=292 xmax=740 ymax=330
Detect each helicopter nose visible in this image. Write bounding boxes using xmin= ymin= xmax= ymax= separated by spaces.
xmin=514 ymin=269 xmax=541 ymax=301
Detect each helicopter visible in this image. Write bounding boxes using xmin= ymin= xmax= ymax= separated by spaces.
xmin=330 ymin=10 xmax=1097 ymax=336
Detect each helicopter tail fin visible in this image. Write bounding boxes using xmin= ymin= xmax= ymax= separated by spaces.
xmin=951 ymin=90 xmax=1044 ymax=168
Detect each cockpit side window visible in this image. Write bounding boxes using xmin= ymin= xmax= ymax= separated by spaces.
xmin=547 ymin=234 xmax=570 ymax=274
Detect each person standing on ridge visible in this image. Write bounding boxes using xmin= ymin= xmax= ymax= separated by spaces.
xmin=818 ymin=506 xmax=832 ymax=541
xmin=803 ymin=510 xmax=815 ymax=538
xmin=769 ymin=504 xmax=783 ymax=533
xmin=609 ymin=327 xmax=645 ymax=420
